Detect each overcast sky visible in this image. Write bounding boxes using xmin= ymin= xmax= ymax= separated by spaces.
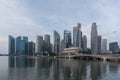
xmin=0 ymin=0 xmax=120 ymax=54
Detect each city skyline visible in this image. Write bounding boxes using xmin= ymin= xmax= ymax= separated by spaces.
xmin=3 ymin=23 xmax=120 ymax=54
xmin=8 ymin=22 xmax=120 ymax=55
xmin=1 ymin=0 xmax=120 ymax=53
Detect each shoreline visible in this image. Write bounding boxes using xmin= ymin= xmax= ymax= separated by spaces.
xmin=1 ymin=54 xmax=120 ymax=62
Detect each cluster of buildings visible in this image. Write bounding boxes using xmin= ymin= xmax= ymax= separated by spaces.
xmin=35 ymin=23 xmax=87 ymax=55
xmin=36 ymin=35 xmax=52 ymax=54
xmin=9 ymin=23 xmax=120 ymax=55
xmin=9 ymin=36 xmax=35 ymax=55
xmin=91 ymin=23 xmax=120 ymax=54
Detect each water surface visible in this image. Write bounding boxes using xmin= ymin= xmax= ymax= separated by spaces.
xmin=0 ymin=56 xmax=120 ymax=80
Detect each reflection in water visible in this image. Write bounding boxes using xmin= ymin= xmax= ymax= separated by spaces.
xmin=7 ymin=57 xmax=120 ymax=80
xmin=90 ymin=62 xmax=107 ymax=80
xmin=9 ymin=56 xmax=35 ymax=68
xmin=62 ymin=59 xmax=87 ymax=80
xmin=9 ymin=56 xmax=15 ymax=67
xmin=109 ymin=63 xmax=119 ymax=73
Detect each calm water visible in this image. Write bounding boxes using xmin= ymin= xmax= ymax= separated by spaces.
xmin=0 ymin=56 xmax=120 ymax=80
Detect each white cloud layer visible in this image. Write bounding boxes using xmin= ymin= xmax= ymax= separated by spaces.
xmin=0 ymin=0 xmax=120 ymax=53
xmin=0 ymin=0 xmax=48 ymax=53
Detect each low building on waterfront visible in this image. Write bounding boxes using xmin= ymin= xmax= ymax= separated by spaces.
xmin=62 ymin=47 xmax=82 ymax=55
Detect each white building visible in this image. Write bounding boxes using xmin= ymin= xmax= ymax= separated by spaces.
xmin=62 ymin=47 xmax=82 ymax=55
xmin=101 ymin=39 xmax=107 ymax=53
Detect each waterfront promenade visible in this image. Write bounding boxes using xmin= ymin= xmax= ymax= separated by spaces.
xmin=56 ymin=54 xmax=120 ymax=62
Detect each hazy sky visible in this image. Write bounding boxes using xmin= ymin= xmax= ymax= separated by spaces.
xmin=0 ymin=0 xmax=120 ymax=53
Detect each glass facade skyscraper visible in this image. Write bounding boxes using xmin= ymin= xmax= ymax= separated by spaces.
xmin=23 ymin=36 xmax=28 ymax=54
xmin=15 ymin=36 xmax=22 ymax=54
xmin=8 ymin=36 xmax=36 ymax=55
xmin=53 ymin=30 xmax=60 ymax=54
xmin=44 ymin=34 xmax=51 ymax=53
xmin=82 ymin=35 xmax=87 ymax=51
xmin=109 ymin=42 xmax=119 ymax=53
xmin=97 ymin=35 xmax=102 ymax=54
xmin=27 ymin=41 xmax=35 ymax=56
xmin=8 ymin=35 xmax=15 ymax=54
xmin=15 ymin=36 xmax=28 ymax=54
xmin=35 ymin=35 xmax=43 ymax=54
xmin=64 ymin=30 xmax=72 ymax=48
xmin=73 ymin=23 xmax=82 ymax=48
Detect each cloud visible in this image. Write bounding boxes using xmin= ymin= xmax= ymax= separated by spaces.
xmin=92 ymin=0 xmax=120 ymax=44
xmin=0 ymin=0 xmax=120 ymax=53
xmin=0 ymin=0 xmax=49 ymax=53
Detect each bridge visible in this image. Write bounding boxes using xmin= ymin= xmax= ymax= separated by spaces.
xmin=56 ymin=54 xmax=120 ymax=62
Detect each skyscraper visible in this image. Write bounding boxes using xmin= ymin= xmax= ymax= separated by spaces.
xmin=97 ymin=35 xmax=102 ymax=54
xmin=20 ymin=40 xmax=25 ymax=54
xmin=64 ymin=30 xmax=72 ymax=48
xmin=44 ymin=34 xmax=51 ymax=53
xmin=60 ymin=40 xmax=65 ymax=53
xmin=27 ymin=41 xmax=35 ymax=56
xmin=44 ymin=34 xmax=50 ymax=42
xmin=109 ymin=42 xmax=119 ymax=53
xmin=53 ymin=30 xmax=60 ymax=54
xmin=73 ymin=23 xmax=82 ymax=48
xmin=23 ymin=36 xmax=28 ymax=43
xmin=23 ymin=36 xmax=28 ymax=54
xmin=50 ymin=43 xmax=53 ymax=53
xmin=101 ymin=39 xmax=107 ymax=53
xmin=91 ymin=23 xmax=98 ymax=54
xmin=82 ymin=35 xmax=87 ymax=51
xmin=8 ymin=35 xmax=15 ymax=54
xmin=35 ymin=35 xmax=43 ymax=54
xmin=9 ymin=36 xmax=33 ymax=55
xmin=15 ymin=36 xmax=28 ymax=55
xmin=15 ymin=36 xmax=22 ymax=54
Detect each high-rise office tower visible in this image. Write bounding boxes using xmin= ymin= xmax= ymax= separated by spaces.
xmin=9 ymin=36 xmax=30 ymax=55
xmin=15 ymin=36 xmax=22 ymax=54
xmin=73 ymin=23 xmax=82 ymax=48
xmin=101 ymin=39 xmax=107 ymax=53
xmin=91 ymin=23 xmax=98 ymax=54
xmin=50 ymin=43 xmax=53 ymax=53
xmin=8 ymin=35 xmax=15 ymax=54
xmin=82 ymin=35 xmax=87 ymax=51
xmin=60 ymin=39 xmax=65 ymax=53
xmin=35 ymin=35 xmax=43 ymax=54
xmin=20 ymin=40 xmax=26 ymax=54
xmin=43 ymin=40 xmax=48 ymax=54
xmin=23 ymin=36 xmax=28 ymax=54
xmin=44 ymin=34 xmax=50 ymax=42
xmin=53 ymin=30 xmax=60 ymax=54
xmin=64 ymin=30 xmax=72 ymax=48
xmin=27 ymin=41 xmax=35 ymax=56
xmin=23 ymin=36 xmax=28 ymax=43
xmin=109 ymin=42 xmax=119 ymax=53
xmin=97 ymin=35 xmax=102 ymax=54
xmin=44 ymin=34 xmax=51 ymax=53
